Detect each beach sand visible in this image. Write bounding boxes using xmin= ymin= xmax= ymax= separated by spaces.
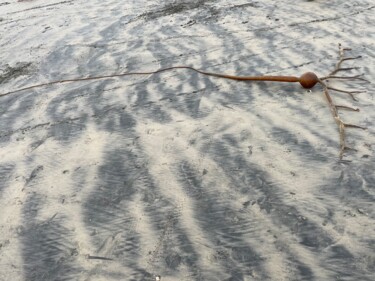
xmin=0 ymin=1 xmax=374 ymax=280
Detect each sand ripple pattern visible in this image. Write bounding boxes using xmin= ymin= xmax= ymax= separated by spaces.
xmin=0 ymin=1 xmax=374 ymax=280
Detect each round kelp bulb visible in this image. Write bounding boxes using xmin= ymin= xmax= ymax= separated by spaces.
xmin=299 ymin=72 xmax=319 ymax=89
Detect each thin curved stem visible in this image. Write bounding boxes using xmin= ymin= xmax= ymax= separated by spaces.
xmin=0 ymin=66 xmax=300 ymax=97
xmin=320 ymin=74 xmax=368 ymax=82
xmin=335 ymin=105 xmax=359 ymax=111
xmin=326 ymin=86 xmax=365 ymax=101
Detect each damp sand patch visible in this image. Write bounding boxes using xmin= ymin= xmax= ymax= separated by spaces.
xmin=0 ymin=62 xmax=33 ymax=84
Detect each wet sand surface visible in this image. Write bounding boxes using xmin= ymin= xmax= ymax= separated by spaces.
xmin=0 ymin=1 xmax=374 ymax=280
